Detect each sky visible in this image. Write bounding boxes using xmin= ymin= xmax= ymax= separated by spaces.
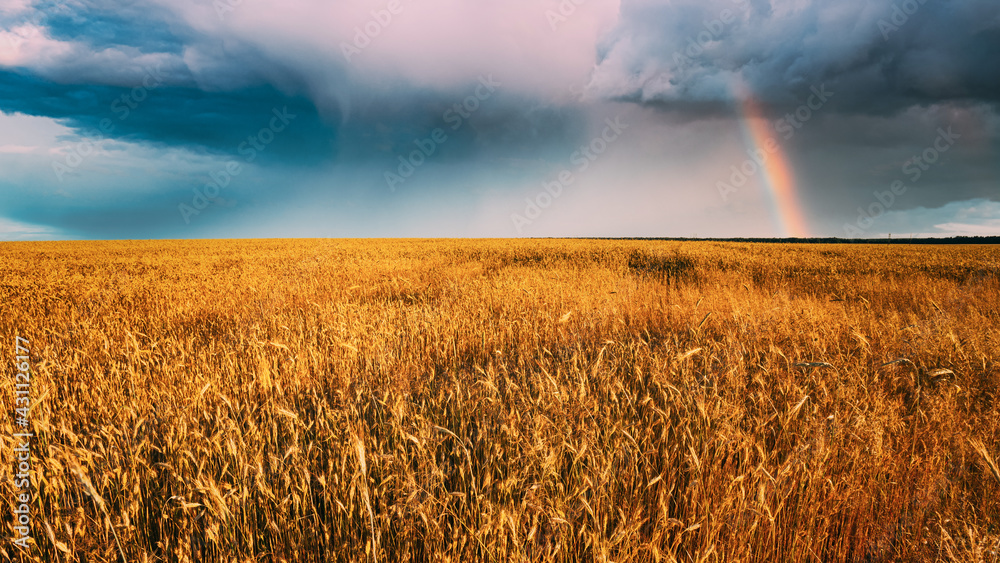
xmin=0 ymin=0 xmax=997 ymax=240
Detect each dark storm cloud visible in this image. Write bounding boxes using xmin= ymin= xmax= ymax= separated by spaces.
xmin=337 ymin=82 xmax=590 ymax=169
xmin=592 ymin=0 xmax=1000 ymax=118
xmin=0 ymin=69 xmax=336 ymax=164
xmin=7 ymin=0 xmax=998 ymax=150
xmin=36 ymin=0 xmax=189 ymax=54
xmin=0 ymin=67 xmax=585 ymax=175
xmin=0 ymin=0 xmax=586 ymax=171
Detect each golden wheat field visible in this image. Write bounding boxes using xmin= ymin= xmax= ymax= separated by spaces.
xmin=1 ymin=239 xmax=998 ymax=562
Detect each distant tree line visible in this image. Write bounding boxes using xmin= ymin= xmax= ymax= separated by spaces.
xmin=568 ymin=236 xmax=1000 ymax=245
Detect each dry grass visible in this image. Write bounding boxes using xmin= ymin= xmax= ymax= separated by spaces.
xmin=1 ymin=239 xmax=998 ymax=562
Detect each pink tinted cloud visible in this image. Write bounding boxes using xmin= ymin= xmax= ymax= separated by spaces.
xmin=155 ymin=0 xmax=621 ymax=99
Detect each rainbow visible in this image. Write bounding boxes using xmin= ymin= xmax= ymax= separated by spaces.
xmin=737 ymin=94 xmax=810 ymax=238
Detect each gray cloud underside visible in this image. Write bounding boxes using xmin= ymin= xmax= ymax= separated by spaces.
xmin=593 ymin=0 xmax=1000 ymax=117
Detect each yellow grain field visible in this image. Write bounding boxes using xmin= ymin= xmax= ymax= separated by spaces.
xmin=1 ymin=239 xmax=998 ymax=562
